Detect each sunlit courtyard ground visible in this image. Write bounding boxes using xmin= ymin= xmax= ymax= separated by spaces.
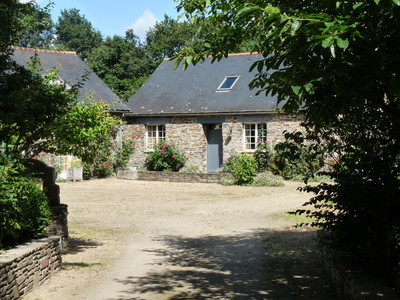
xmin=23 ymin=178 xmax=337 ymax=299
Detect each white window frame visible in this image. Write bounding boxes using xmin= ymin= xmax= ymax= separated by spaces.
xmin=146 ymin=124 xmax=166 ymax=151
xmin=217 ymin=76 xmax=240 ymax=92
xmin=243 ymin=123 xmax=267 ymax=151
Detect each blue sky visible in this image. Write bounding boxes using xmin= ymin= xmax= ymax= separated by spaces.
xmin=30 ymin=0 xmax=180 ymax=41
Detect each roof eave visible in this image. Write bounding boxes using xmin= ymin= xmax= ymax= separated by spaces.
xmin=124 ymin=109 xmax=284 ymax=118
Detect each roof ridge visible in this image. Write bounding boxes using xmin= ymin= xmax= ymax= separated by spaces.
xmin=227 ymin=52 xmax=260 ymax=57
xmin=163 ymin=52 xmax=260 ymax=61
xmin=10 ymin=46 xmax=77 ymax=55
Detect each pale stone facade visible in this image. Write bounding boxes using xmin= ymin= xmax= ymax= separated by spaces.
xmin=121 ymin=113 xmax=303 ymax=173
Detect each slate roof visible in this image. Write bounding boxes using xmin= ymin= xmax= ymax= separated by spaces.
xmin=11 ymin=47 xmax=129 ymax=112
xmin=126 ymin=53 xmax=283 ymax=117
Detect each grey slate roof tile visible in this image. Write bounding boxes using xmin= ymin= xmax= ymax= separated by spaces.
xmin=126 ymin=53 xmax=283 ymax=116
xmin=10 ymin=47 xmax=129 ymax=112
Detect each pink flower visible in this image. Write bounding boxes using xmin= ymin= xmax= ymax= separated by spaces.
xmin=186 ymin=157 xmax=190 ymax=160
xmin=162 ymin=146 xmax=166 ymax=149
xmin=264 ymin=141 xmax=268 ymax=144
xmin=31 ymin=157 xmax=37 ymax=160
xmin=164 ymin=143 xmax=168 ymax=146
xmin=101 ymin=164 xmax=105 ymax=167
xmin=258 ymin=141 xmax=262 ymax=144
xmin=39 ymin=151 xmax=46 ymax=155
xmin=160 ymin=150 xmax=165 ymax=155
xmin=171 ymin=156 xmax=175 ymax=159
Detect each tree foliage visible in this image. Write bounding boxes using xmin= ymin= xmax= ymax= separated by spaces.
xmin=16 ymin=3 xmax=54 ymax=49
xmin=174 ymin=0 xmax=400 ymax=283
xmin=87 ymin=30 xmax=156 ymax=100
xmin=55 ymin=8 xmax=103 ymax=59
xmin=49 ymin=97 xmax=119 ymax=166
xmin=145 ymin=14 xmax=202 ymax=61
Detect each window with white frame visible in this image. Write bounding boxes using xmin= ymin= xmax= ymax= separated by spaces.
xmin=146 ymin=124 xmax=165 ymax=150
xmin=244 ymin=123 xmax=267 ymax=150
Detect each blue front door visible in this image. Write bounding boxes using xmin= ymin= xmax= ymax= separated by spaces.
xmin=206 ymin=124 xmax=223 ymax=173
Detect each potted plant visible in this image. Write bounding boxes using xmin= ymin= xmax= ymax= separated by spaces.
xmin=67 ymin=158 xmax=83 ymax=181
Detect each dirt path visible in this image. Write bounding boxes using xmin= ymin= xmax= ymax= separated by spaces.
xmin=23 ymin=178 xmax=337 ymax=299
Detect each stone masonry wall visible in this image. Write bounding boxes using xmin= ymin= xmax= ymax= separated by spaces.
xmin=222 ymin=114 xmax=303 ymax=163
xmin=120 ymin=123 xmax=147 ymax=168
xmin=123 ymin=114 xmax=303 ymax=173
xmin=168 ymin=117 xmax=207 ymax=171
xmin=137 ymin=171 xmax=228 ymax=183
xmin=268 ymin=114 xmax=304 ymax=144
xmin=0 ymin=236 xmax=62 ymax=300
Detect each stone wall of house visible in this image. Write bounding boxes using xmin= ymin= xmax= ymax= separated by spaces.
xmin=168 ymin=117 xmax=207 ymax=171
xmin=268 ymin=114 xmax=304 ymax=143
xmin=222 ymin=114 xmax=303 ymax=161
xmin=120 ymin=123 xmax=147 ymax=168
xmin=122 ymin=113 xmax=303 ymax=173
xmin=0 ymin=236 xmax=62 ymax=300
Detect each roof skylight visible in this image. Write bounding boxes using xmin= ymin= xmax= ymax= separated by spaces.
xmin=217 ymin=76 xmax=239 ymax=91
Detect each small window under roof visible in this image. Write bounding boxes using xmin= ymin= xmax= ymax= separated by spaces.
xmin=217 ymin=76 xmax=240 ymax=91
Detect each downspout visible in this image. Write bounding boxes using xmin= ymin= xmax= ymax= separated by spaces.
xmin=119 ymin=113 xmax=125 ymax=148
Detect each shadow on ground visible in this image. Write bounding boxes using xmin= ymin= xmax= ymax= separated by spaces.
xmin=64 ymin=236 xmax=103 ymax=255
xmin=114 ymin=229 xmax=337 ymax=300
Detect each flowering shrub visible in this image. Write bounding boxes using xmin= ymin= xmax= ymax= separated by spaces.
xmin=254 ymin=141 xmax=273 ymax=172
xmin=113 ymin=137 xmax=137 ymax=172
xmin=94 ymin=161 xmax=113 ymax=178
xmin=271 ymin=132 xmax=324 ymax=180
xmin=90 ymin=142 xmax=113 ymax=178
xmin=146 ymin=141 xmax=185 ymax=172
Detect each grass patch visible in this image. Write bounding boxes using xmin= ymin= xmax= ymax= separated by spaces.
xmin=271 ymin=211 xmax=315 ymax=225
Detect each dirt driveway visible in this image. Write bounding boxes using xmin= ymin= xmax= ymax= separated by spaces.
xmin=23 ymin=178 xmax=337 ymax=299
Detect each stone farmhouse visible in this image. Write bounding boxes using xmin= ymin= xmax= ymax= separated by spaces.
xmin=123 ymin=53 xmax=303 ymax=173
xmin=11 ymin=46 xmax=129 ymax=178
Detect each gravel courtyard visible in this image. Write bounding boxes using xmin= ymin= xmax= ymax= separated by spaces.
xmin=23 ymin=178 xmax=337 ymax=299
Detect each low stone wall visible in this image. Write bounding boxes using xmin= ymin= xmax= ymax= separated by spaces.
xmin=137 ymin=171 xmax=229 ymax=183
xmin=45 ymin=204 xmax=69 ymax=249
xmin=0 ymin=236 xmax=62 ymax=300
xmin=319 ymin=242 xmax=398 ymax=299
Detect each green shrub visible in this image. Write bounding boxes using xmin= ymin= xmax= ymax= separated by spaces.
xmin=0 ymin=157 xmax=50 ymax=249
xmin=251 ymin=171 xmax=284 ymax=187
xmin=146 ymin=141 xmax=186 ymax=172
xmin=232 ymin=153 xmax=257 ymax=185
xmin=271 ymin=132 xmax=324 ymax=180
xmin=92 ymin=143 xmax=113 ymax=178
xmin=254 ymin=141 xmax=274 ymax=172
xmin=219 ymin=154 xmax=239 ymax=173
xmin=113 ymin=138 xmax=136 ymax=172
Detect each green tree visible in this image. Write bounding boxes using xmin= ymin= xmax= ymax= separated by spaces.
xmin=174 ymin=0 xmax=400 ymax=283
xmin=87 ymin=30 xmax=156 ymax=100
xmin=145 ymin=14 xmax=202 ymax=61
xmin=55 ymin=8 xmax=103 ymax=59
xmin=16 ymin=4 xmax=54 ymax=49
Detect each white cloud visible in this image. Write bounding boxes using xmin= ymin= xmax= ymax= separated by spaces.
xmin=126 ymin=9 xmax=158 ymax=41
